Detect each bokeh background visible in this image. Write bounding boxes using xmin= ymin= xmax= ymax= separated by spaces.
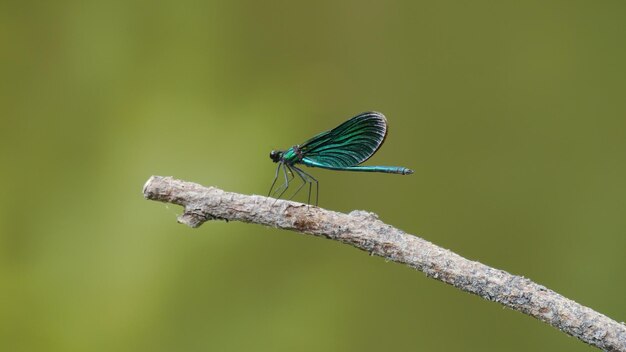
xmin=2 ymin=1 xmax=626 ymax=351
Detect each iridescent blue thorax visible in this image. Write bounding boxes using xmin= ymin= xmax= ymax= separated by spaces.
xmin=270 ymin=145 xmax=302 ymax=165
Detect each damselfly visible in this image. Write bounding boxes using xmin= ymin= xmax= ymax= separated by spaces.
xmin=268 ymin=111 xmax=413 ymax=205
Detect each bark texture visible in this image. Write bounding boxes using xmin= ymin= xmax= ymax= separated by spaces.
xmin=143 ymin=175 xmax=626 ymax=352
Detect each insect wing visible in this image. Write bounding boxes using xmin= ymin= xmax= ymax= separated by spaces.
xmin=300 ymin=112 xmax=388 ymax=168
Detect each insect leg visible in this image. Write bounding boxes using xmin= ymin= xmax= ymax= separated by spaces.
xmin=273 ymin=163 xmax=293 ymax=200
xmin=271 ymin=163 xmax=294 ymax=197
xmin=268 ymin=162 xmax=282 ymax=196
xmin=292 ymin=166 xmax=319 ymax=206
xmin=287 ymin=165 xmax=308 ymax=201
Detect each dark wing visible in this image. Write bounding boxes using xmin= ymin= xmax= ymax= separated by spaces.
xmin=299 ymin=111 xmax=388 ymax=167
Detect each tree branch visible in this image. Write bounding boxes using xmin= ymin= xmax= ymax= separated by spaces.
xmin=143 ymin=175 xmax=626 ymax=352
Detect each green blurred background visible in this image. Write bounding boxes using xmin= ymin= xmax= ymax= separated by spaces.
xmin=2 ymin=1 xmax=625 ymax=351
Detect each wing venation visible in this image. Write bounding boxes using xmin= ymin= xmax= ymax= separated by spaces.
xmin=300 ymin=112 xmax=388 ymax=168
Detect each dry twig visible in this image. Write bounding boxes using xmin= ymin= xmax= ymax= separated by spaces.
xmin=143 ymin=175 xmax=626 ymax=352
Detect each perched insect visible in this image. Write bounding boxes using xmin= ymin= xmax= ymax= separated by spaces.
xmin=268 ymin=111 xmax=413 ymax=205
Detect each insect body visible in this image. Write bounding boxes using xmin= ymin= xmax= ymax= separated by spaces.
xmin=268 ymin=111 xmax=413 ymax=205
